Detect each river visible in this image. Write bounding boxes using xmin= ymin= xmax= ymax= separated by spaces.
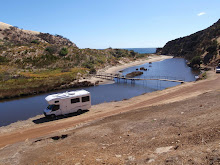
xmin=0 ymin=58 xmax=199 ymax=127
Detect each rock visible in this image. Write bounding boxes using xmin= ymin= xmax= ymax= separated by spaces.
xmin=96 ymin=158 xmax=102 ymax=162
xmin=95 ymin=81 xmax=99 ymax=85
xmin=174 ymin=145 xmax=179 ymax=150
xmin=126 ymin=71 xmax=143 ymax=78
xmin=115 ymin=154 xmax=122 ymax=158
xmin=147 ymin=158 xmax=155 ymax=163
xmin=155 ymin=146 xmax=173 ymax=154
xmin=128 ymin=156 xmax=135 ymax=161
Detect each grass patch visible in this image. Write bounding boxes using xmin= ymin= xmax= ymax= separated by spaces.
xmin=201 ymin=72 xmax=207 ymax=79
xmin=0 ymin=67 xmax=88 ymax=99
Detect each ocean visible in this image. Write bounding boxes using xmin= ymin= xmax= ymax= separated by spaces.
xmin=122 ymin=48 xmax=156 ymax=54
xmin=99 ymin=48 xmax=157 ymax=54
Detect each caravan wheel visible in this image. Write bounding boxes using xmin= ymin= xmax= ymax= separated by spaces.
xmin=51 ymin=114 xmax=56 ymax=119
xmin=77 ymin=109 xmax=82 ymax=114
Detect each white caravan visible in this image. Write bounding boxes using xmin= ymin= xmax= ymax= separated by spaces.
xmin=44 ymin=90 xmax=91 ymax=118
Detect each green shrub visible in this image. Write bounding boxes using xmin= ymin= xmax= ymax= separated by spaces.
xmin=89 ymin=68 xmax=96 ymax=74
xmin=31 ymin=40 xmax=40 ymax=44
xmin=129 ymin=50 xmax=136 ymax=57
xmin=201 ymin=72 xmax=207 ymax=79
xmin=82 ymin=61 xmax=94 ymax=69
xmin=206 ymin=45 xmax=217 ymax=54
xmin=45 ymin=46 xmax=57 ymax=55
xmin=136 ymin=53 xmax=145 ymax=58
xmin=23 ymin=54 xmax=59 ymax=67
xmin=190 ymin=56 xmax=201 ymax=66
xmin=203 ymin=53 xmax=214 ymax=64
xmin=59 ymin=47 xmax=68 ymax=56
xmin=0 ymin=56 xmax=8 ymax=63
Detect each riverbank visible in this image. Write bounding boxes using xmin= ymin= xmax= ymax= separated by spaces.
xmin=0 ymin=68 xmax=219 ymax=164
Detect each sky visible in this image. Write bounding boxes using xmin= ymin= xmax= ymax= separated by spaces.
xmin=0 ymin=0 xmax=220 ymax=49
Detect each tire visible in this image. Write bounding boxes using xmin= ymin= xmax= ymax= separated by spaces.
xmin=77 ymin=109 xmax=82 ymax=114
xmin=51 ymin=114 xmax=56 ymax=118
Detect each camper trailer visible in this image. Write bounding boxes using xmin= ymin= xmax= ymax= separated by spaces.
xmin=44 ymin=90 xmax=91 ymax=118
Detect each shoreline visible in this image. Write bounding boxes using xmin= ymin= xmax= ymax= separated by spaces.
xmin=79 ymin=54 xmax=173 ymax=85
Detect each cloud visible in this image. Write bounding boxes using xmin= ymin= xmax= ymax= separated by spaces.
xmin=197 ymin=12 xmax=206 ymax=16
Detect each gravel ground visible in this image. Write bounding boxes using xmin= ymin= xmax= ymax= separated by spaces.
xmin=0 ymin=71 xmax=219 ymax=165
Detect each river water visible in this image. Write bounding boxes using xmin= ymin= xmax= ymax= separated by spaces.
xmin=0 ymin=58 xmax=199 ymax=127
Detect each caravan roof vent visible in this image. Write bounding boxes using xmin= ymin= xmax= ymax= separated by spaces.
xmin=68 ymin=91 xmax=75 ymax=95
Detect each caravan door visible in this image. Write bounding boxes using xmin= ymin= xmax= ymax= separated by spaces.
xmin=51 ymin=104 xmax=62 ymax=116
xmin=60 ymin=99 xmax=69 ymax=115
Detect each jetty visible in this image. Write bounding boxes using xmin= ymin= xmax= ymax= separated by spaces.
xmin=96 ymin=73 xmax=185 ymax=83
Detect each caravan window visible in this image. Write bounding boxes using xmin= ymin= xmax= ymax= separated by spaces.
xmin=52 ymin=105 xmax=60 ymax=111
xmin=82 ymin=96 xmax=90 ymax=102
xmin=71 ymin=98 xmax=80 ymax=104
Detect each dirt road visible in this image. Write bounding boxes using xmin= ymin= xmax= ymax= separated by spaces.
xmin=0 ymin=72 xmax=220 ymax=164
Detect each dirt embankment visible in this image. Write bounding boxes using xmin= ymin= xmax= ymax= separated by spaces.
xmin=0 ymin=68 xmax=219 ymax=164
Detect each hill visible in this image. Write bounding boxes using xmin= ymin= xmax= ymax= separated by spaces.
xmin=0 ymin=22 xmax=146 ymax=99
xmin=158 ymin=19 xmax=220 ymax=66
xmin=0 ymin=22 xmax=76 ymax=47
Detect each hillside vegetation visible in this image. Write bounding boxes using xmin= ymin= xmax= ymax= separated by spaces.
xmin=0 ymin=22 xmax=147 ymax=99
xmin=158 ymin=19 xmax=220 ymax=67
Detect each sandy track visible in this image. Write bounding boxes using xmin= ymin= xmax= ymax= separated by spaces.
xmin=0 ymin=70 xmax=219 ymax=149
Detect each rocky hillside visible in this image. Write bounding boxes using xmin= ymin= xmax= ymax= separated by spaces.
xmin=159 ymin=19 xmax=220 ymax=66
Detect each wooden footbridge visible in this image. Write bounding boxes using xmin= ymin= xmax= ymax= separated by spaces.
xmin=96 ymin=73 xmax=185 ymax=83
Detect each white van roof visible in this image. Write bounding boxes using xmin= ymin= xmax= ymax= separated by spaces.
xmin=45 ymin=90 xmax=90 ymax=102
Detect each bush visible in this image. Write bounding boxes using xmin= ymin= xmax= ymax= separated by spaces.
xmin=206 ymin=45 xmax=217 ymax=54
xmin=0 ymin=56 xmax=8 ymax=63
xmin=82 ymin=61 xmax=94 ymax=69
xmin=45 ymin=46 xmax=57 ymax=55
xmin=3 ymin=37 xmax=9 ymax=40
xmin=203 ymin=53 xmax=214 ymax=65
xmin=59 ymin=47 xmax=68 ymax=56
xmin=129 ymin=50 xmax=136 ymax=57
xmin=23 ymin=54 xmax=59 ymax=67
xmin=190 ymin=56 xmax=201 ymax=66
xmin=89 ymin=68 xmax=96 ymax=74
xmin=31 ymin=40 xmax=40 ymax=44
